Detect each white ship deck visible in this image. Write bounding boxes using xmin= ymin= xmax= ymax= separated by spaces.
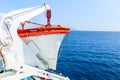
xmin=0 ymin=62 xmax=69 ymax=80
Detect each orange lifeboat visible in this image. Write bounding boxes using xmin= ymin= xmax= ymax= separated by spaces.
xmin=17 ymin=21 xmax=70 ymax=37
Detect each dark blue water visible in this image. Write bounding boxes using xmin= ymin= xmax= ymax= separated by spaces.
xmin=56 ymin=31 xmax=120 ymax=80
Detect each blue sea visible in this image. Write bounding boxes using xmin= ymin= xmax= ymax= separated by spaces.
xmin=0 ymin=31 xmax=120 ymax=80
xmin=56 ymin=31 xmax=120 ymax=80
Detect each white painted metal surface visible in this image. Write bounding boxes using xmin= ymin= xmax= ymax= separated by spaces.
xmin=22 ymin=34 xmax=65 ymax=70
xmin=0 ymin=4 xmax=51 ymax=70
xmin=0 ymin=64 xmax=69 ymax=80
xmin=0 ymin=3 xmax=70 ymax=80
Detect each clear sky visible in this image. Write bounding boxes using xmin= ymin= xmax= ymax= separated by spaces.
xmin=0 ymin=0 xmax=120 ymax=31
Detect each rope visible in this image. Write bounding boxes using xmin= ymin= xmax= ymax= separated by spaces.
xmin=25 ymin=21 xmax=45 ymax=26
xmin=0 ymin=46 xmax=6 ymax=75
xmin=57 ymin=34 xmax=69 ymax=60
xmin=0 ymin=47 xmax=6 ymax=68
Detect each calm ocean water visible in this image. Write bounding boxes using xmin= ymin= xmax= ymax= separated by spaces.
xmin=56 ymin=31 xmax=120 ymax=80
xmin=0 ymin=31 xmax=120 ymax=80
